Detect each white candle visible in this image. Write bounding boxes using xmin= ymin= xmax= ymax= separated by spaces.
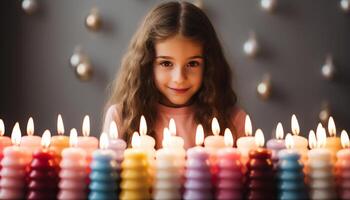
xmin=204 ymin=117 xmax=225 ymax=155
xmin=236 ymin=115 xmax=257 ymax=164
xmin=291 ymin=114 xmax=308 ymax=164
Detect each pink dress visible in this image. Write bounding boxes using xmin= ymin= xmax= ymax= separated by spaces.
xmin=103 ymin=104 xmax=246 ymax=149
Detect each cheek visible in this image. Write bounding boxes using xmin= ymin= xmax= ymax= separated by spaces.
xmin=153 ymin=68 xmax=168 ymax=88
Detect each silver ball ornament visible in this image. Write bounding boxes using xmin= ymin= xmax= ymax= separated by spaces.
xmin=319 ymin=102 xmax=331 ymax=125
xmin=257 ymin=74 xmax=272 ymax=100
xmin=22 ymin=0 xmax=38 ymax=15
xmin=321 ymin=55 xmax=336 ymax=80
xmin=340 ymin=0 xmax=350 ymax=12
xmin=85 ymin=8 xmax=102 ymax=31
xmin=75 ymin=61 xmax=93 ymax=81
xmin=261 ymin=0 xmax=277 ymax=12
xmin=243 ymin=32 xmax=259 ymax=57
xmin=70 ymin=47 xmax=87 ymax=68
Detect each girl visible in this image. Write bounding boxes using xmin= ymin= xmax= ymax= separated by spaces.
xmin=103 ymin=1 xmax=246 ymax=149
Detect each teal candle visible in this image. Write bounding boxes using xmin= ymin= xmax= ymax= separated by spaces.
xmin=277 ymin=134 xmax=308 ymax=200
xmin=89 ymin=133 xmax=118 ymax=200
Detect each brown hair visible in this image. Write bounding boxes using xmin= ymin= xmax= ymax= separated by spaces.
xmin=104 ymin=1 xmax=237 ymax=144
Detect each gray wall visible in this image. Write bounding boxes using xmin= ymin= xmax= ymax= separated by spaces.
xmin=2 ymin=0 xmax=349 ymax=140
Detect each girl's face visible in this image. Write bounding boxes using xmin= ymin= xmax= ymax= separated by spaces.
xmin=153 ymin=34 xmax=204 ymax=107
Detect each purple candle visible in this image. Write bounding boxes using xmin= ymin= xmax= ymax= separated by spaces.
xmin=216 ymin=129 xmax=244 ymax=200
xmin=184 ymin=125 xmax=213 ymax=200
xmin=266 ymin=122 xmax=285 ymax=169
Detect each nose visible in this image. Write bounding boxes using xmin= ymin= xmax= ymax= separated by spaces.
xmin=172 ymin=66 xmax=186 ymax=84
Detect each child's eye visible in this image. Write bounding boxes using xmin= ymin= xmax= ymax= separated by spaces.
xmin=187 ymin=61 xmax=201 ymax=67
xmin=160 ymin=61 xmax=173 ymax=67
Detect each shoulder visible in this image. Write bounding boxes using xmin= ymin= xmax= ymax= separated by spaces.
xmin=229 ymin=106 xmax=247 ymax=138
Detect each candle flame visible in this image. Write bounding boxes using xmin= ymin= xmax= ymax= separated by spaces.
xmin=41 ymin=130 xmax=51 ymax=148
xmin=211 ymin=117 xmax=220 ymax=136
xmin=69 ymin=128 xmax=78 ymax=147
xmin=195 ymin=124 xmax=204 ymax=146
xmin=169 ymin=118 xmax=176 ymax=136
xmin=285 ymin=133 xmax=294 ymax=149
xmin=224 ymin=128 xmax=233 ymax=147
xmin=291 ymin=114 xmax=300 ymax=136
xmin=27 ymin=117 xmax=34 ymax=136
xmin=276 ymin=122 xmax=284 ymax=139
xmin=131 ymin=131 xmax=141 ymax=148
xmin=57 ymin=114 xmax=65 ymax=135
xmin=11 ymin=122 xmax=21 ymax=146
xmin=340 ymin=130 xmax=349 ymax=148
xmin=99 ymin=132 xmax=109 ymax=149
xmin=162 ymin=127 xmax=171 ymax=148
xmin=82 ymin=115 xmax=90 ymax=137
xmin=254 ymin=129 xmax=265 ymax=147
xmin=245 ymin=115 xmax=253 ymax=136
xmin=109 ymin=121 xmax=118 ymax=139
xmin=316 ymin=126 xmax=327 ymax=148
xmin=328 ymin=116 xmax=336 ymax=137
xmin=0 ymin=119 xmax=4 ymax=136
xmin=139 ymin=115 xmax=147 ymax=136
xmin=308 ymin=130 xmax=317 ymax=149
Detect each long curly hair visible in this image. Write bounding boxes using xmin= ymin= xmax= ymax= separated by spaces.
xmin=104 ymin=1 xmax=237 ymax=144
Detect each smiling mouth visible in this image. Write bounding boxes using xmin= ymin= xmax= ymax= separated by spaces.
xmin=168 ymin=87 xmax=190 ymax=93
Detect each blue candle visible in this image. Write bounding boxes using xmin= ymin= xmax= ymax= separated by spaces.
xmin=89 ymin=132 xmax=118 ymax=200
xmin=277 ymin=134 xmax=308 ymax=200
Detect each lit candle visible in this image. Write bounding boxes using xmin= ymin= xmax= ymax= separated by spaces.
xmin=204 ymin=117 xmax=225 ymax=154
xmin=0 ymin=123 xmax=32 ymax=199
xmin=183 ymin=125 xmax=213 ymax=200
xmin=237 ymin=115 xmax=257 ymax=165
xmin=167 ymin=119 xmax=185 ymax=152
xmin=50 ymin=114 xmax=69 ymax=161
xmin=336 ymin=130 xmax=350 ymax=200
xmin=307 ymin=129 xmax=337 ymax=200
xmin=20 ymin=117 xmax=41 ymax=153
xmin=290 ymin=114 xmax=308 ymax=164
xmin=246 ymin=129 xmax=276 ymax=199
xmin=120 ymin=132 xmax=151 ymax=200
xmin=89 ymin=132 xmax=118 ymax=200
xmin=107 ymin=121 xmax=127 ymax=196
xmin=153 ymin=128 xmax=183 ymax=200
xmin=266 ymin=122 xmax=286 ymax=169
xmin=325 ymin=117 xmax=341 ymax=162
xmin=277 ymin=133 xmax=308 ymax=200
xmin=0 ymin=119 xmax=11 ymax=173
xmin=58 ymin=128 xmax=88 ymax=200
xmin=138 ymin=115 xmax=156 ymax=184
xmin=216 ymin=129 xmax=244 ymax=200
xmin=77 ymin=115 xmax=98 ymax=163
xmin=27 ymin=130 xmax=59 ymax=200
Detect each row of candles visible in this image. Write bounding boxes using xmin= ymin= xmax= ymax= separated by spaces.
xmin=0 ymin=114 xmax=349 ymax=200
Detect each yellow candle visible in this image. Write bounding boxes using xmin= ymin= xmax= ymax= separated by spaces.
xmin=50 ymin=114 xmax=69 ymax=159
xmin=324 ymin=117 xmax=341 ymax=161
xmin=120 ymin=132 xmax=150 ymax=200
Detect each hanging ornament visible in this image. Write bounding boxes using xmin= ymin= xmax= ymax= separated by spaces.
xmin=243 ymin=32 xmax=259 ymax=57
xmin=257 ymin=74 xmax=272 ymax=100
xmin=69 ymin=46 xmax=88 ymax=68
xmin=260 ymin=0 xmax=277 ymax=12
xmin=192 ymin=0 xmax=204 ymax=9
xmin=340 ymin=0 xmax=350 ymax=12
xmin=319 ymin=102 xmax=331 ymax=125
xmin=321 ymin=54 xmax=336 ymax=80
xmin=75 ymin=61 xmax=93 ymax=81
xmin=21 ymin=0 xmax=38 ymax=15
xmin=85 ymin=8 xmax=102 ymax=31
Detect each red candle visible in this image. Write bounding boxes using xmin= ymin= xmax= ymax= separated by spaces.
xmin=0 ymin=120 xmax=12 ymax=173
xmin=27 ymin=130 xmax=59 ymax=200
xmin=246 ymin=129 xmax=276 ymax=200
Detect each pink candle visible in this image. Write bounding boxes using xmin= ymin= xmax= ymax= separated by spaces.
xmin=20 ymin=117 xmax=41 ymax=153
xmin=266 ymin=122 xmax=286 ymax=169
xmin=216 ymin=128 xmax=244 ymax=200
xmin=77 ymin=115 xmax=98 ymax=164
xmin=0 ymin=120 xmax=12 ymax=172
xmin=336 ymin=130 xmax=350 ymax=200
xmin=58 ymin=128 xmax=88 ymax=200
xmin=184 ymin=125 xmax=213 ymax=200
xmin=0 ymin=122 xmax=32 ymax=199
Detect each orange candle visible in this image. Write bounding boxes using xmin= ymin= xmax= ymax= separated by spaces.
xmin=50 ymin=114 xmax=69 ymax=160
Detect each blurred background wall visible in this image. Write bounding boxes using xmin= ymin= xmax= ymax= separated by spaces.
xmin=1 ymin=0 xmax=349 ymax=139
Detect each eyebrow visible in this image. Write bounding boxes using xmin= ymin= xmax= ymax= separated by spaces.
xmin=155 ymin=55 xmax=204 ymax=59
